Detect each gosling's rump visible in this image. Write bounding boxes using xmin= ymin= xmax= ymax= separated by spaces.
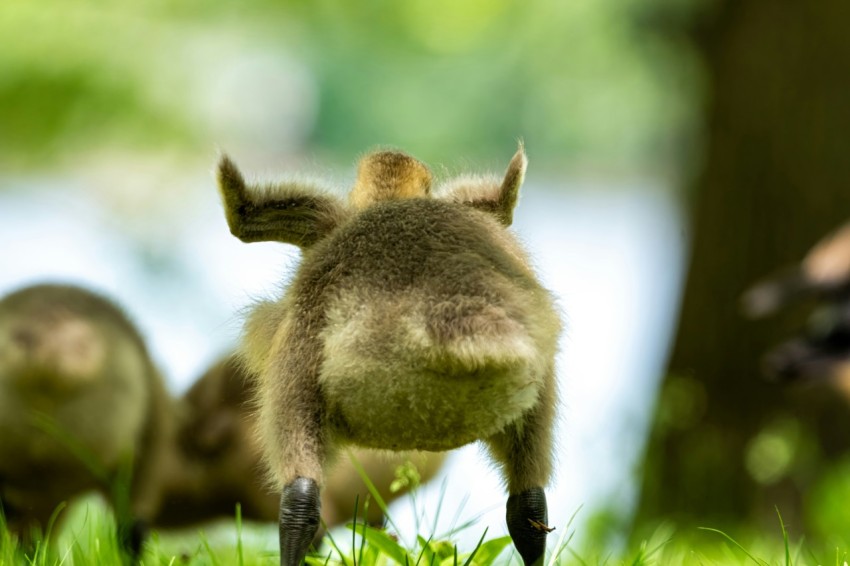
xmin=302 ymin=199 xmax=559 ymax=450
xmin=318 ymin=292 xmax=550 ymax=450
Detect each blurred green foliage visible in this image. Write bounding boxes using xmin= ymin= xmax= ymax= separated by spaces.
xmin=806 ymin=455 xmax=850 ymax=545
xmin=0 ymin=0 xmax=700 ymax=175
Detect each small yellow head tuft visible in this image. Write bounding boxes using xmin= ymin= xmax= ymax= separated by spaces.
xmin=350 ymin=151 xmax=432 ymax=210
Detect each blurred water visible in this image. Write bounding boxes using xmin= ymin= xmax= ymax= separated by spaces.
xmin=0 ymin=174 xmax=684 ymax=547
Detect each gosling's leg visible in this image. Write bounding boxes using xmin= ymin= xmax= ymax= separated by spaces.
xmin=486 ymin=365 xmax=557 ymax=566
xmin=279 ymin=478 xmax=321 ymax=566
xmin=267 ymin=409 xmax=326 ymax=566
xmin=256 ymin=348 xmax=328 ymax=566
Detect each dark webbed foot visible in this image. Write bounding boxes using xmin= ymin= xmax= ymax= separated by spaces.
xmin=506 ymin=487 xmax=549 ymax=566
xmin=279 ymin=477 xmax=321 ymax=566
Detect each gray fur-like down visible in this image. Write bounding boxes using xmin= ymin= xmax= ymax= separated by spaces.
xmin=219 ymin=145 xmax=561 ymax=496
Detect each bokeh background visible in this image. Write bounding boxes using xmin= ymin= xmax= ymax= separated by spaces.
xmin=3 ymin=0 xmax=850 ymax=556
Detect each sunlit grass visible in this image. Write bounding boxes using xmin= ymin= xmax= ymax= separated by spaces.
xmin=0 ymin=455 xmax=846 ymax=566
xmin=2 ymin=493 xmax=849 ymax=566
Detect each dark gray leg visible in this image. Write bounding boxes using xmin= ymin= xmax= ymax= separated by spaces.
xmin=486 ymin=364 xmax=556 ymax=566
xmin=279 ymin=477 xmax=321 ymax=566
xmin=506 ymin=487 xmax=548 ymax=566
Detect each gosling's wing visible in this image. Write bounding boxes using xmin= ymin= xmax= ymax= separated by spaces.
xmin=217 ymin=155 xmax=349 ymax=248
xmin=438 ymin=143 xmax=527 ymax=227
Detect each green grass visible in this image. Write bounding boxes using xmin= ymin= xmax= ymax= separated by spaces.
xmin=2 ymin=496 xmax=849 ymax=566
xmin=1 ymin=454 xmax=847 ymax=566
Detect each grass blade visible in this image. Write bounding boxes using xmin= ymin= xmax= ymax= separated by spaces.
xmin=235 ymin=503 xmax=244 ymax=566
xmin=347 ymin=450 xmax=401 ymax=536
xmin=470 ymin=535 xmax=511 ymax=566
xmin=348 ymin=524 xmax=412 ymax=565
xmin=461 ymin=528 xmax=489 ymax=566
xmin=546 ymin=505 xmax=583 ymax=566
xmin=431 ymin=478 xmax=449 ymax=538
xmin=30 ymin=412 xmax=109 ymax=483
xmin=698 ymin=527 xmax=769 ymax=566
xmin=775 ymin=507 xmax=791 ymax=566
xmin=436 ymin=509 xmax=488 ymax=541
xmin=352 ymin=494 xmax=359 ymax=566
xmin=415 ymin=536 xmax=434 ymax=566
xmin=323 ymin=519 xmax=350 ymax=566
xmin=198 ymin=530 xmax=222 ymax=566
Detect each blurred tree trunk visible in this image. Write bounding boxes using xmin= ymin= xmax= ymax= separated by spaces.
xmin=636 ymin=0 xmax=850 ymax=532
